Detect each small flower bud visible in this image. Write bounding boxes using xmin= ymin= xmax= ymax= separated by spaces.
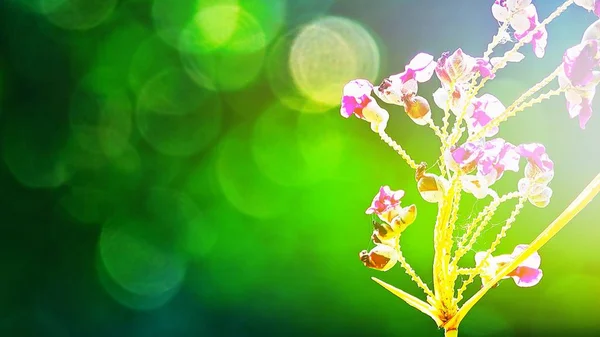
xmin=372 ymin=204 xmax=418 ymax=244
xmin=359 ymin=244 xmax=399 ymax=272
xmin=415 ymin=163 xmax=447 ymax=203
xmin=402 ymin=94 xmax=432 ymax=125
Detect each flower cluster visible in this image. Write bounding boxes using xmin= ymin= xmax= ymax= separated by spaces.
xmin=475 ymin=244 xmax=543 ymax=287
xmin=338 ymin=1 xmax=600 ymax=335
xmin=359 ymin=186 xmax=416 ymax=271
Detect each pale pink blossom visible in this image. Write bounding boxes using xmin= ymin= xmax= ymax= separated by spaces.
xmin=516 ymin=143 xmax=554 ymax=174
xmin=435 ymin=49 xmax=494 ymax=88
xmin=478 ymin=138 xmax=521 ymax=184
xmin=492 ymin=0 xmax=534 ymax=32
xmin=475 ymin=244 xmax=543 ymax=287
xmin=466 ymin=94 xmax=506 ymax=137
xmin=376 ymin=53 xmax=436 ymax=105
xmin=366 ymin=186 xmax=404 ymax=216
xmin=513 ymin=5 xmax=547 ymax=58
xmin=341 ymin=80 xmax=389 ymax=132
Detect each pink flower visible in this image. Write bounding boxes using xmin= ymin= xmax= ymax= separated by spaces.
xmin=516 ymin=143 xmax=554 ymax=174
xmin=513 ymin=5 xmax=547 ymax=58
xmin=447 ymin=142 xmax=483 ymax=173
xmin=563 ymin=39 xmax=600 ymax=87
xmin=558 ymin=40 xmax=600 ymax=129
xmin=492 ymin=0 xmax=534 ymax=31
xmin=366 ymin=186 xmax=404 ymax=215
xmin=466 ymin=94 xmax=506 ymax=137
xmin=474 ymin=58 xmax=495 ymax=80
xmin=435 ymin=49 xmax=494 ymax=87
xmin=432 ymin=84 xmax=468 ymax=116
xmin=341 ymin=80 xmax=389 ymax=132
xmin=376 ymin=53 xmax=436 ymax=105
xmin=574 ymin=0 xmax=600 ymax=17
xmin=475 ymin=244 xmax=543 ymax=288
xmin=478 ymin=138 xmax=521 ymax=183
xmin=341 ymin=79 xmax=372 ymax=118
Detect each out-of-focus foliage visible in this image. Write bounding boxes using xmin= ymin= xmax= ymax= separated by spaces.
xmin=0 ymin=0 xmax=599 ymax=336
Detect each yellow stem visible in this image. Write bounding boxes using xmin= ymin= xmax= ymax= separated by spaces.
xmin=433 ymin=178 xmax=460 ymax=310
xmin=448 ymin=0 xmax=573 ymax=147
xmin=379 ymin=130 xmax=419 ymax=170
xmin=371 ymin=277 xmax=443 ymax=327
xmin=451 ymin=192 xmax=520 ymax=268
xmin=468 ymin=67 xmax=563 ymax=142
xmin=455 ymin=196 xmax=526 ymax=303
xmin=445 ymin=327 xmax=458 ymax=337
xmin=428 ymin=119 xmax=446 ymax=142
xmin=397 ymin=247 xmax=436 ymax=299
xmin=447 ymin=170 xmax=600 ymax=329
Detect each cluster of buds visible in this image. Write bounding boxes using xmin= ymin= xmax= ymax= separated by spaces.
xmin=339 ymin=1 xmax=600 ymax=335
xmin=359 ymin=187 xmax=417 ymax=271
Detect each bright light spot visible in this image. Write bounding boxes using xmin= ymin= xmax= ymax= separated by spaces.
xmin=289 ymin=16 xmax=380 ymax=109
xmin=152 ymin=0 xmax=239 ymax=49
xmin=266 ymin=32 xmax=333 ymax=113
xmin=136 ymin=68 xmax=222 ymax=157
xmin=42 ymin=0 xmax=117 ymax=30
xmin=179 ymin=5 xmax=266 ymax=91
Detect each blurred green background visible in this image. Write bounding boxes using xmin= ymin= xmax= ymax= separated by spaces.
xmin=1 ymin=0 xmax=600 ymax=336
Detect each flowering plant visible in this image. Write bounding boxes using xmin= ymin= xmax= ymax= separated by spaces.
xmin=342 ymin=1 xmax=600 ymax=336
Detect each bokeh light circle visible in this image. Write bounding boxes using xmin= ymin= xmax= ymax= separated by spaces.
xmin=99 ymin=215 xmax=187 ymax=297
xmin=96 ymin=252 xmax=183 ymax=311
xmin=129 ymin=35 xmax=179 ymax=95
xmin=216 ymin=123 xmax=292 ymax=219
xmin=289 ymin=16 xmax=380 ymax=109
xmin=135 ymin=68 xmax=222 ymax=157
xmin=42 ymin=0 xmax=117 ymax=31
xmin=98 ymin=187 xmax=200 ymax=300
xmin=251 ymin=103 xmax=343 ymax=187
xmin=179 ymin=5 xmax=267 ymax=91
xmin=179 ymin=4 xmax=266 ymax=55
xmin=266 ymin=32 xmax=334 ymax=113
xmin=152 ymin=0 xmax=238 ymax=49
xmin=69 ymin=86 xmax=133 ymax=159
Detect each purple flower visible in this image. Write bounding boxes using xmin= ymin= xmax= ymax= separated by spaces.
xmin=513 ymin=5 xmax=547 ymax=58
xmin=366 ymin=186 xmax=404 ymax=215
xmin=341 ymin=80 xmax=389 ymax=132
xmin=478 ymin=138 xmax=521 ymax=183
xmin=563 ymin=39 xmax=600 ymax=87
xmin=376 ymin=53 xmax=435 ymax=105
xmin=340 ymin=79 xmax=373 ymax=119
xmin=435 ymin=49 xmax=494 ymax=87
xmin=475 ymin=244 xmax=543 ymax=288
xmin=448 ymin=142 xmax=483 ymax=173
xmin=517 ymin=143 xmax=554 ymax=174
xmin=466 ymin=94 xmax=505 ymax=137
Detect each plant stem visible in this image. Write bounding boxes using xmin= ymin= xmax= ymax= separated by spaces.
xmin=371 ymin=277 xmax=443 ymax=327
xmin=446 ymin=170 xmax=600 ymax=329
xmin=468 ymin=67 xmax=562 ymax=142
xmin=379 ymin=130 xmax=419 ymax=170
xmin=445 ymin=328 xmax=458 ymax=337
